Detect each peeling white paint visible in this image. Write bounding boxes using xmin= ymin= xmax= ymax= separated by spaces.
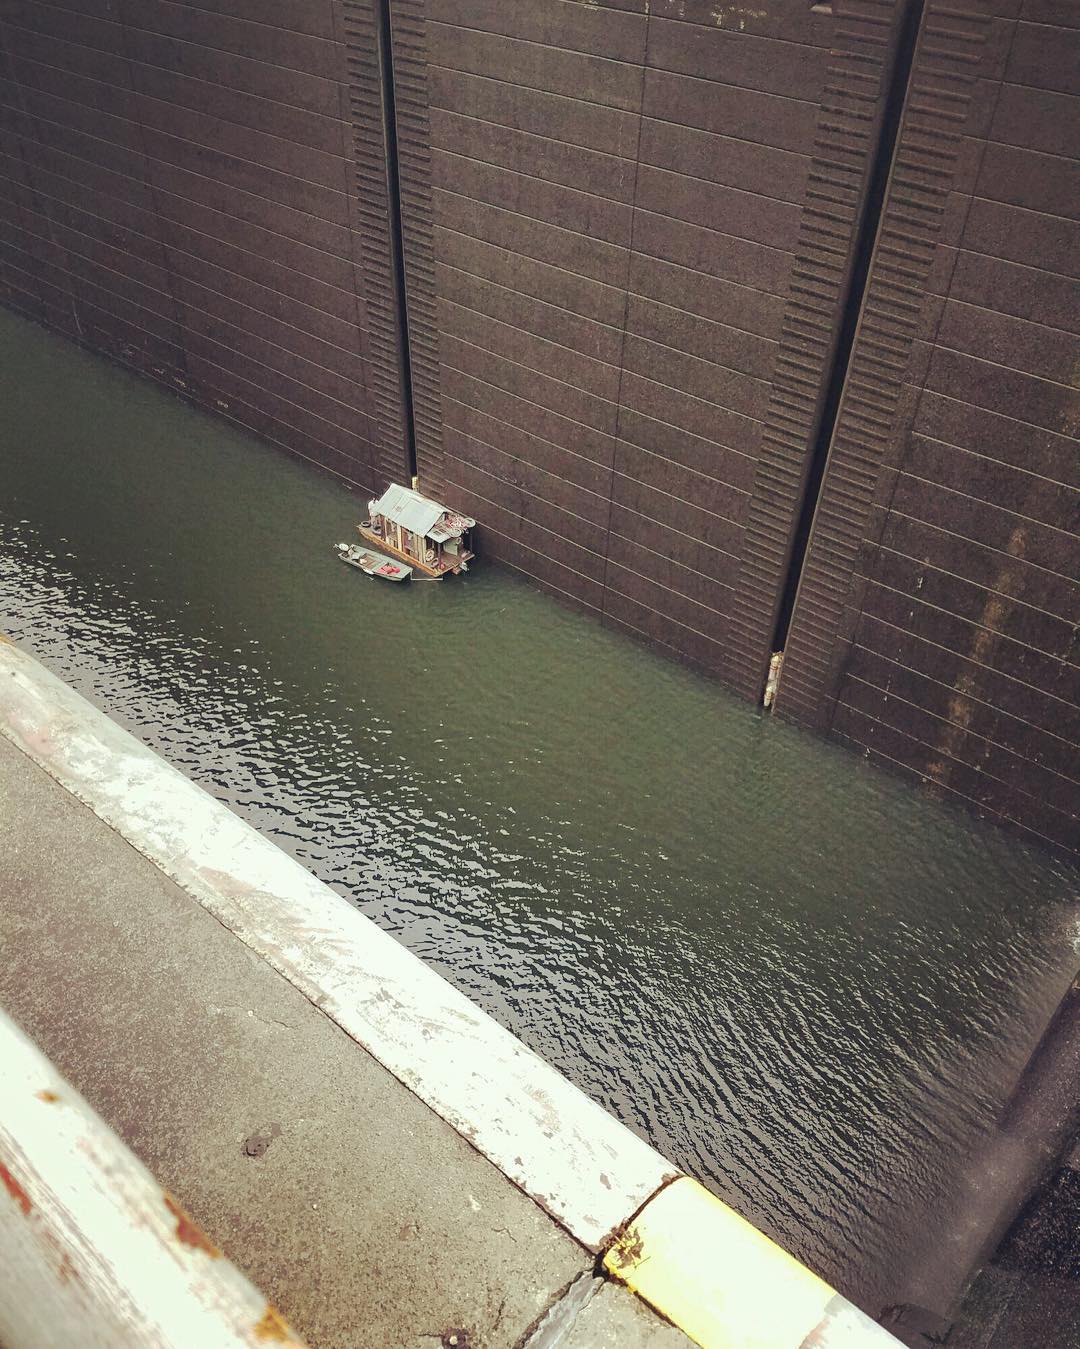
xmin=0 ymin=1008 xmax=304 ymax=1348
xmin=0 ymin=643 xmax=674 ymax=1251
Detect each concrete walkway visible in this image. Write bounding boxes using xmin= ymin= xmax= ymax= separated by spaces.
xmin=0 ymin=733 xmax=683 ymax=1347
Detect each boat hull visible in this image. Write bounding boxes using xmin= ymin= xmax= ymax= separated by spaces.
xmin=356 ymin=525 xmax=471 ymax=578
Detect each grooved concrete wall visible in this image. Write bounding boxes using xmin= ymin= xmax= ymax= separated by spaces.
xmin=776 ymin=0 xmax=1080 ymax=857
xmin=0 ymin=0 xmax=1076 ymax=855
xmin=0 ymin=0 xmax=406 ymax=491
xmin=391 ymin=0 xmax=890 ymax=680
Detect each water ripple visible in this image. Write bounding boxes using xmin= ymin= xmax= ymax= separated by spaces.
xmin=1 ymin=310 xmax=1076 ymax=1313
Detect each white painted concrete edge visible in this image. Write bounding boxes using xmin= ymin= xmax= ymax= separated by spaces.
xmin=0 ymin=1007 xmax=305 ymax=1349
xmin=0 ymin=640 xmax=674 ymax=1250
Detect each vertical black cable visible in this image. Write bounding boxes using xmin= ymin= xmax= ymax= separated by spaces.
xmin=375 ymin=0 xmax=418 ymax=482
xmin=770 ymin=0 xmax=927 ymax=654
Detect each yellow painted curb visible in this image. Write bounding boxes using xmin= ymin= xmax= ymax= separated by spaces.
xmin=603 ymin=1178 xmax=899 ymax=1348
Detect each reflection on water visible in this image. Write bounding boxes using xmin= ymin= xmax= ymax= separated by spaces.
xmin=1 ymin=309 xmax=1075 ymax=1310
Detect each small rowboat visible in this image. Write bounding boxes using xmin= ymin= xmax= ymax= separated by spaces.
xmin=334 ymin=542 xmax=412 ymax=582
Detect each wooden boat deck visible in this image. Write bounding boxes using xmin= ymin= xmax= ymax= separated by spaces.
xmin=357 ymin=524 xmax=471 ymax=578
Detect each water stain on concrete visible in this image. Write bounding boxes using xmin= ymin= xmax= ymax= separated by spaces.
xmin=243 ymin=1123 xmax=283 ymax=1159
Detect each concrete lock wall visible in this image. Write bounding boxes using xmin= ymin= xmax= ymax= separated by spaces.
xmin=775 ymin=0 xmax=1080 ymax=857
xmin=0 ymin=0 xmax=1077 ymax=857
xmin=0 ymin=0 xmax=413 ymax=489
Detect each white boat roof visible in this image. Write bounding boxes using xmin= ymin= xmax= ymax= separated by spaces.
xmin=369 ymin=483 xmax=475 ymax=539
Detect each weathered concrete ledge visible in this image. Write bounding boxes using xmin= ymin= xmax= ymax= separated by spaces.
xmin=0 ymin=638 xmax=901 ymax=1348
xmin=0 ymin=726 xmax=612 ymax=1348
xmin=0 ymin=1007 xmax=306 ymax=1348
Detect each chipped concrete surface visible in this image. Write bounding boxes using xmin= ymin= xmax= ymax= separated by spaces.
xmin=559 ymin=1283 xmax=692 ymax=1348
xmin=0 ymin=734 xmax=591 ymax=1347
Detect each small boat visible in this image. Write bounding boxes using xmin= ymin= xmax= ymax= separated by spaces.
xmin=333 ymin=542 xmax=412 ymax=582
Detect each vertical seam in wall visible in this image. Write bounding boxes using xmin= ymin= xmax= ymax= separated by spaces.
xmin=340 ymin=0 xmax=413 ymax=487
xmin=329 ymin=0 xmax=378 ymax=489
xmin=725 ymin=0 xmax=903 ymax=703
xmin=777 ymin=0 xmax=993 ymax=730
xmin=825 ymin=17 xmax=1019 ymax=740
xmin=597 ymin=9 xmax=651 ymax=627
xmin=386 ymin=0 xmax=446 ymax=498
xmin=376 ymin=0 xmax=418 ymax=483
xmin=771 ymin=0 xmax=928 ymax=659
xmin=776 ymin=0 xmax=929 ymax=723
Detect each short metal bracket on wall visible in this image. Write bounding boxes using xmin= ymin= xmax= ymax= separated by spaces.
xmin=763 ymin=653 xmax=784 ymax=711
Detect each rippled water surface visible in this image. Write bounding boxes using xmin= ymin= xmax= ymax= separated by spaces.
xmin=1 ymin=309 xmax=1075 ymax=1310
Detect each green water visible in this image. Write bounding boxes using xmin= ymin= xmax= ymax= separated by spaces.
xmin=1 ymin=308 xmax=1075 ymax=1310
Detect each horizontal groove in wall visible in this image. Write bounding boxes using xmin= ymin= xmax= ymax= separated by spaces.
xmin=847 ymin=648 xmax=1080 ymax=772
xmin=4 ymin=213 xmax=377 ymax=404
xmin=3 ymin=10 xmax=342 ymax=112
xmin=0 ymin=112 xmax=355 ymax=261
xmin=834 ymin=729 xmax=1076 ymax=857
xmin=834 ymin=698 xmax=1079 ymax=826
xmin=428 ymin=62 xmax=818 ymax=154
xmin=861 ymin=580 xmax=1079 ymax=680
xmin=874 ymin=544 xmax=1079 ymax=627
xmin=855 ymin=616 xmax=1080 ymax=727
xmin=0 ymin=158 xmax=363 ymax=305
xmin=1 ymin=46 xmax=350 ymax=168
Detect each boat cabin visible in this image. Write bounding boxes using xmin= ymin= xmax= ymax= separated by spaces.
xmin=361 ymin=483 xmax=476 ymax=578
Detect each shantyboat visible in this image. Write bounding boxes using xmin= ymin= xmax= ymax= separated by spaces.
xmin=359 ymin=483 xmax=475 ymax=579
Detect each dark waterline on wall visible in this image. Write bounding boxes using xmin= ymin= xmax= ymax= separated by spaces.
xmin=0 ymin=309 xmax=1075 ymax=1313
